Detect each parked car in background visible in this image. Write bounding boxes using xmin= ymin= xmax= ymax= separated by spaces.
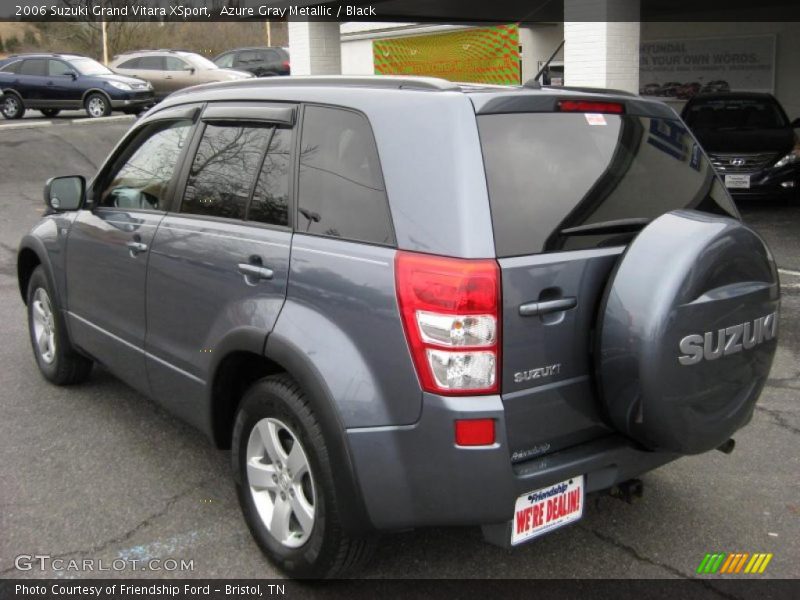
xmin=683 ymin=92 xmax=800 ymax=202
xmin=656 ymin=81 xmax=683 ymax=97
xmin=0 ymin=53 xmax=154 ymax=119
xmin=213 ymin=47 xmax=290 ymax=77
xmin=639 ymin=82 xmax=660 ymax=96
xmin=110 ymin=50 xmax=253 ymax=100
xmin=676 ymin=81 xmax=702 ymax=100
xmin=700 ymin=80 xmax=730 ymax=94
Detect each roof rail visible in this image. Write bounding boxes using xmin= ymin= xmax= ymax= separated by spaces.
xmin=218 ymin=75 xmax=461 ymax=92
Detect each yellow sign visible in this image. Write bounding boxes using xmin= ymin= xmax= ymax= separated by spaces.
xmin=374 ymin=24 xmax=520 ymax=85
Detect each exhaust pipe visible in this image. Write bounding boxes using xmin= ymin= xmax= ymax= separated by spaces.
xmin=608 ymin=478 xmax=644 ymax=504
xmin=717 ymin=438 xmax=736 ymax=454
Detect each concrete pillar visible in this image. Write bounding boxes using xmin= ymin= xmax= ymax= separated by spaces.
xmin=287 ymin=21 xmax=342 ymax=75
xmin=564 ymin=0 xmax=640 ymax=93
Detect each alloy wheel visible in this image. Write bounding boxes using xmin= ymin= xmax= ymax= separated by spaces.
xmin=87 ymin=96 xmax=107 ymax=118
xmin=31 ymin=288 xmax=56 ymax=364
xmin=246 ymin=417 xmax=316 ymax=548
xmin=2 ymin=96 xmax=19 ymax=118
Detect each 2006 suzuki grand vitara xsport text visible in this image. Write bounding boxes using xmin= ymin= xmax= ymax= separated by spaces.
xmin=17 ymin=76 xmax=780 ymax=577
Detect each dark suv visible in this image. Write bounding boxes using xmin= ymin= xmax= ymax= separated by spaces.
xmin=213 ymin=47 xmax=290 ymax=77
xmin=17 ymin=76 xmax=780 ymax=578
xmin=0 ymin=53 xmax=154 ymax=119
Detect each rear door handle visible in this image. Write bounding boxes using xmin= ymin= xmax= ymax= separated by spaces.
xmin=519 ymin=297 xmax=577 ymax=317
xmin=126 ymin=241 xmax=148 ymax=255
xmin=238 ymin=263 xmax=274 ymax=281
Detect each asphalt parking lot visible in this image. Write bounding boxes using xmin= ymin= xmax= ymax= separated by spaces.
xmin=0 ymin=118 xmax=798 ymax=583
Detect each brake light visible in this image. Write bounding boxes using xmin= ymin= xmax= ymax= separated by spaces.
xmin=558 ymin=100 xmax=624 ymax=114
xmin=395 ymin=251 xmax=500 ymax=395
xmin=282 ymin=60 xmax=290 ymax=70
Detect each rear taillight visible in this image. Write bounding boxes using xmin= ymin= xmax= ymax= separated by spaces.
xmin=395 ymin=251 xmax=500 ymax=395
xmin=558 ymin=100 xmax=624 ymax=114
xmin=282 ymin=60 xmax=290 ymax=70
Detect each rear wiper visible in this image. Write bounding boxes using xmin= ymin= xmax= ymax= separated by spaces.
xmin=559 ymin=218 xmax=650 ymax=237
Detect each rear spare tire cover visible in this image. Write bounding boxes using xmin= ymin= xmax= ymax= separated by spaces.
xmin=597 ymin=210 xmax=780 ymax=454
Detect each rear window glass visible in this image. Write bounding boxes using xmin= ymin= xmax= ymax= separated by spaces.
xmin=478 ymin=113 xmax=738 ymax=257
xmin=683 ymin=98 xmax=787 ymax=130
xmin=0 ymin=60 xmax=21 ymax=73
xmin=297 ymin=106 xmax=394 ymax=246
xmin=20 ymin=59 xmax=47 ymax=76
xmin=119 ymin=58 xmax=140 ymax=69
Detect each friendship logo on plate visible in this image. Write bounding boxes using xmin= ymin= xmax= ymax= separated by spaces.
xmin=512 ymin=475 xmax=584 ymax=545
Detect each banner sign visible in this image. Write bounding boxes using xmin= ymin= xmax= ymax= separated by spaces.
xmin=639 ymin=35 xmax=775 ymax=99
xmin=373 ymin=24 xmax=520 ymax=85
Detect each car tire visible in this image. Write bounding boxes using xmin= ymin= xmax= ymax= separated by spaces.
xmin=232 ymin=374 xmax=375 ymax=578
xmin=84 ymin=93 xmax=111 ymax=118
xmin=40 ymin=108 xmax=61 ymax=117
xmin=26 ymin=266 xmax=93 ymax=385
xmin=1 ymin=94 xmax=25 ymax=119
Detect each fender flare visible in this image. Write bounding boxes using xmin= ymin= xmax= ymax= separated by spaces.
xmin=265 ymin=331 xmax=375 ymax=535
xmin=81 ymin=88 xmax=112 ymax=107
xmin=1 ymin=88 xmax=23 ymax=101
xmin=17 ymin=235 xmax=56 ymax=305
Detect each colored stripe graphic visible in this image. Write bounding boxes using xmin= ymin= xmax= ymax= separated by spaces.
xmin=698 ymin=552 xmax=772 ymax=575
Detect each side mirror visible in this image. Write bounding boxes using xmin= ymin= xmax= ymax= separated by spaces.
xmin=68 ymin=70 xmax=78 ymax=80
xmin=185 ymin=66 xmax=196 ymax=74
xmin=792 ymin=117 xmax=800 ymax=128
xmin=44 ymin=175 xmax=85 ymax=211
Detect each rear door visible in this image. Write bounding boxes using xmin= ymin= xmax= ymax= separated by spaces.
xmin=476 ymin=104 xmax=740 ymax=460
xmin=17 ymin=58 xmax=48 ymax=102
xmin=144 ymin=103 xmax=295 ymax=426
xmin=65 ymin=107 xmax=198 ymax=394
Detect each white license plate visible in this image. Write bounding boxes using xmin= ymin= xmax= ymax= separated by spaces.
xmin=725 ymin=174 xmax=751 ymax=189
xmin=511 ymin=476 xmax=584 ymax=546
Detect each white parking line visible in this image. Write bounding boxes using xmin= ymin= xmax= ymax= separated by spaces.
xmin=778 ymin=268 xmax=800 ymax=278
xmin=0 ymin=120 xmax=53 ymax=130
xmin=70 ymin=115 xmax=136 ymax=124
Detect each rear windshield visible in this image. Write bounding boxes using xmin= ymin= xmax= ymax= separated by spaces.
xmin=683 ymin=97 xmax=787 ymax=130
xmin=478 ymin=112 xmax=738 ymax=257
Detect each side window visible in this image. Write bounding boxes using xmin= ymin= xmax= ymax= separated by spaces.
xmin=297 ymin=106 xmax=394 ymax=245
xmin=20 ymin=59 xmax=47 ymax=76
xmin=99 ymin=120 xmax=192 ymax=210
xmin=180 ymin=124 xmax=273 ymax=220
xmin=250 ymin=128 xmax=291 ymax=226
xmin=48 ymin=60 xmax=72 ymax=77
xmin=215 ymin=53 xmax=234 ymax=69
xmin=0 ymin=60 xmax=21 ymax=73
xmin=165 ymin=56 xmax=189 ymax=71
xmin=238 ymin=50 xmax=257 ymax=64
xmin=119 ymin=58 xmax=141 ymax=69
xmin=138 ymin=56 xmax=164 ymax=70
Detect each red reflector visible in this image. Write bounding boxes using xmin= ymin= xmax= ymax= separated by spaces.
xmin=455 ymin=419 xmax=495 ymax=446
xmin=558 ymin=100 xmax=624 ymax=114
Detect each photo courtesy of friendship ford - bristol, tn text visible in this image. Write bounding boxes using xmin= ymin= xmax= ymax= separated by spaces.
xmin=0 ymin=0 xmax=797 ymax=596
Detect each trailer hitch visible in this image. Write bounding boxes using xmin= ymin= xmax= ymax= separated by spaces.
xmin=608 ymin=478 xmax=644 ymax=504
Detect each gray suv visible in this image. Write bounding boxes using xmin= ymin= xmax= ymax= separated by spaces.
xmin=17 ymin=76 xmax=780 ymax=578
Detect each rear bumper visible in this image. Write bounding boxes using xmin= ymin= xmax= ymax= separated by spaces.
xmin=346 ymin=393 xmax=678 ymax=533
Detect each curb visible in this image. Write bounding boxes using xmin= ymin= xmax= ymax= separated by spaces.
xmin=0 ymin=115 xmax=135 ymax=130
